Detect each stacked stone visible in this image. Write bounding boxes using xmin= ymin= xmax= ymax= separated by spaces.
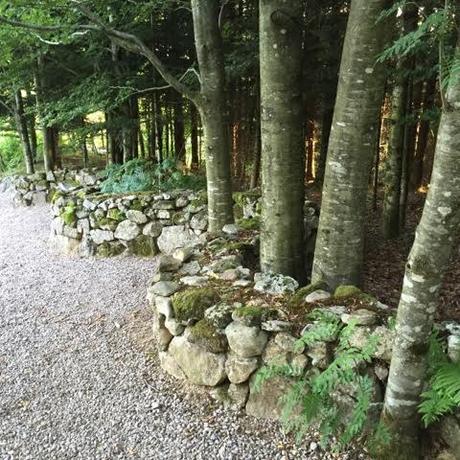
xmin=6 ymin=169 xmax=101 ymax=207
xmin=50 ymin=190 xmax=208 ymax=257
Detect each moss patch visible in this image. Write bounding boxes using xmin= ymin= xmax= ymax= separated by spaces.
xmin=288 ymin=281 xmax=330 ymax=310
xmin=187 ymin=319 xmax=228 ymax=353
xmin=128 ymin=235 xmax=157 ymax=257
xmin=172 ymin=287 xmax=220 ymax=323
xmin=233 ymin=305 xmax=277 ymax=326
xmin=107 ymin=208 xmax=125 ymax=221
xmin=96 ymin=241 xmax=125 ymax=257
xmin=60 ymin=202 xmax=77 ymax=226
xmin=237 ymin=216 xmax=261 ymax=231
xmin=333 ymin=285 xmax=377 ymax=306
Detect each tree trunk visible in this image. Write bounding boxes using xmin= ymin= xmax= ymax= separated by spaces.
xmin=311 ymin=0 xmax=389 ymax=289
xmin=34 ymin=55 xmax=54 ymax=172
xmin=26 ymin=91 xmax=38 ymax=162
xmin=190 ymin=102 xmax=199 ymax=169
xmin=380 ymin=40 xmax=460 ymax=460
xmin=259 ymin=0 xmax=306 ymax=281
xmin=191 ymin=0 xmax=234 ymax=233
xmin=410 ymin=78 xmax=436 ymax=191
xmin=383 ymin=64 xmax=407 ymax=239
xmin=315 ymin=107 xmax=333 ymax=186
xmin=13 ymin=90 xmax=34 ymax=174
xmin=155 ymin=93 xmax=163 ymax=162
xmin=173 ymin=93 xmax=186 ymax=162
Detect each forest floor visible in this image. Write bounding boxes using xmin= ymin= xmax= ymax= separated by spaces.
xmin=0 ymin=193 xmax=367 ymax=460
xmin=362 ymin=191 xmax=460 ymax=323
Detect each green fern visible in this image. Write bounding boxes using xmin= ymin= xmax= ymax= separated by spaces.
xmin=254 ymin=309 xmax=381 ymax=450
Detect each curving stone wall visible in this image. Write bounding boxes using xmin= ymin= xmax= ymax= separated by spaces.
xmin=1 ymin=169 xmax=102 ymax=207
xmin=145 ymin=242 xmax=460 ymax=455
xmin=49 ymin=190 xmax=209 ymax=257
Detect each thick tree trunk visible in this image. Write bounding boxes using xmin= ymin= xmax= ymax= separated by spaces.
xmin=191 ymin=0 xmax=234 ymax=233
xmin=26 ymin=91 xmax=38 ymax=162
xmin=383 ymin=66 xmax=407 ymax=239
xmin=259 ymin=0 xmax=305 ymax=281
xmin=13 ymin=90 xmax=34 ymax=174
xmin=311 ymin=0 xmax=389 ymax=289
xmin=380 ymin=41 xmax=460 ymax=460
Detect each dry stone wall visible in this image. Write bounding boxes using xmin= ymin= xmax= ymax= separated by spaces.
xmin=49 ymin=190 xmax=209 ymax=258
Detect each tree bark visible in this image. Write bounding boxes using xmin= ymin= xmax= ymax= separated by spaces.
xmin=190 ymin=102 xmax=199 ymax=169
xmin=311 ymin=0 xmax=389 ymax=289
xmin=380 ymin=40 xmax=460 ymax=460
xmin=259 ymin=0 xmax=306 ymax=281
xmin=13 ymin=90 xmax=34 ymax=174
xmin=191 ymin=0 xmax=234 ymax=233
xmin=173 ymin=93 xmax=186 ymax=162
xmin=383 ymin=65 xmax=407 ymax=239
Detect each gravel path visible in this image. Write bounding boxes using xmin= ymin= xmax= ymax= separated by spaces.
xmin=0 ymin=193 xmax=320 ymax=460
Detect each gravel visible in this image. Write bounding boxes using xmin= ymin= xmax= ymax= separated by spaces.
xmin=0 ymin=193 xmax=366 ymax=460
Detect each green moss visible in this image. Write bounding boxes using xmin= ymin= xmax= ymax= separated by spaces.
xmin=130 ymin=199 xmax=144 ymax=211
xmin=107 ymin=208 xmax=125 ymax=221
xmin=288 ymin=281 xmax=330 ymax=309
xmin=187 ymin=319 xmax=228 ymax=353
xmin=50 ymin=190 xmax=63 ymax=204
xmin=237 ymin=216 xmax=261 ymax=231
xmin=76 ymin=190 xmax=86 ymax=199
xmin=172 ymin=287 xmax=220 ymax=323
xmin=189 ymin=190 xmax=208 ymax=208
xmin=60 ymin=202 xmax=77 ymax=226
xmin=96 ymin=217 xmax=118 ymax=231
xmin=128 ymin=235 xmax=157 ymax=257
xmin=96 ymin=241 xmax=125 ymax=257
xmin=333 ymin=285 xmax=376 ymax=304
xmin=233 ymin=305 xmax=277 ymax=326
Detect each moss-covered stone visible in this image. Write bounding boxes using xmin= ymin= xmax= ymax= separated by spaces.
xmin=333 ymin=285 xmax=377 ymax=304
xmin=127 ymin=235 xmax=158 ymax=257
xmin=187 ymin=319 xmax=228 ymax=353
xmin=189 ymin=189 xmax=208 ymax=208
xmin=50 ymin=190 xmax=64 ymax=204
xmin=96 ymin=241 xmax=125 ymax=257
xmin=288 ymin=281 xmax=330 ymax=309
xmin=233 ymin=306 xmax=277 ymax=326
xmin=107 ymin=208 xmax=125 ymax=222
xmin=96 ymin=217 xmax=118 ymax=231
xmin=60 ymin=202 xmax=77 ymax=226
xmin=172 ymin=287 xmax=220 ymax=323
xmin=130 ymin=199 xmax=144 ymax=211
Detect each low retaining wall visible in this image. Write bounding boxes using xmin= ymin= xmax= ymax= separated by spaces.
xmin=49 ymin=190 xmax=209 ymax=257
xmin=146 ymin=239 xmax=460 ymax=456
xmin=2 ymin=169 xmax=102 ymax=207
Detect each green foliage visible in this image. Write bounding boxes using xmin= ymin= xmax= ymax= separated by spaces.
xmin=100 ymin=158 xmax=205 ymax=194
xmin=254 ymin=311 xmax=381 ymax=450
xmin=418 ymin=332 xmax=460 ymax=426
xmin=60 ymin=201 xmax=76 ymax=226
xmin=0 ymin=134 xmax=23 ymax=173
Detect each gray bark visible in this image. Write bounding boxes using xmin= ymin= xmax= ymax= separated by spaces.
xmin=311 ymin=0 xmax=389 ymax=289
xmin=259 ymin=0 xmax=306 ymax=281
xmin=383 ymin=64 xmax=407 ymax=239
xmin=13 ymin=90 xmax=34 ymax=174
xmin=380 ymin=40 xmax=460 ymax=459
xmin=191 ymin=0 xmax=233 ymax=233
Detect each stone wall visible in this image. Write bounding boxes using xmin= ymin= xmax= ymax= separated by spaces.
xmin=49 ymin=189 xmax=209 ymax=257
xmin=145 ymin=237 xmax=460 ymax=456
xmin=1 ymin=169 xmax=102 ymax=207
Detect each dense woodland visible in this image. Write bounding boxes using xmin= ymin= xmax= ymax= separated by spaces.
xmin=0 ymin=0 xmax=459 ymax=459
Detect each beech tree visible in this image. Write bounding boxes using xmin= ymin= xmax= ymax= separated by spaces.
xmin=311 ymin=0 xmax=389 ymax=289
xmin=380 ymin=38 xmax=460 ymax=459
xmin=259 ymin=0 xmax=305 ymax=281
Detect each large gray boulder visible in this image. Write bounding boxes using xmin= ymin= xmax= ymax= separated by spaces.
xmin=225 ymin=353 xmax=259 ymax=384
xmin=253 ymin=272 xmax=299 ymax=295
xmin=114 ymin=220 xmax=140 ymax=241
xmin=166 ymin=336 xmax=226 ymax=386
xmin=225 ymin=322 xmax=268 ymax=358
xmin=157 ymin=225 xmax=203 ymax=254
